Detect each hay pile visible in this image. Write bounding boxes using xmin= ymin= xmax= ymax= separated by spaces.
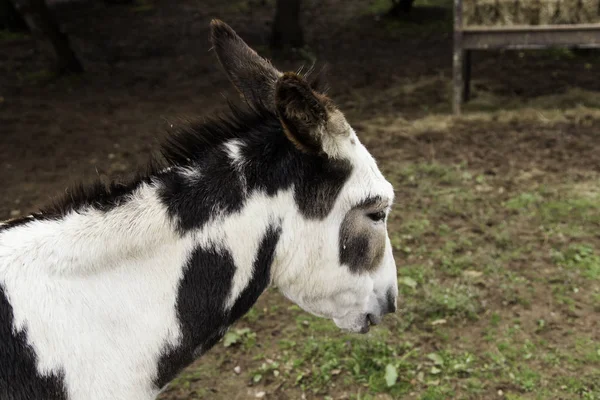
xmin=462 ymin=0 xmax=600 ymax=26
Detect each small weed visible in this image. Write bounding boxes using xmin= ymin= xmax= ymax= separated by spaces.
xmin=251 ymin=359 xmax=281 ymax=384
xmin=552 ymin=244 xmax=600 ymax=280
xmin=490 ymin=313 xmax=501 ymax=327
xmin=222 ymin=328 xmax=256 ymax=350
xmin=243 ymin=307 xmax=261 ymax=323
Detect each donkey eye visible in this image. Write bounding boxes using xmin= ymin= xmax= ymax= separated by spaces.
xmin=367 ymin=211 xmax=386 ymax=222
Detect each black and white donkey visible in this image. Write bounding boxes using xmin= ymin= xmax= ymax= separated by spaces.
xmin=0 ymin=20 xmax=398 ymax=400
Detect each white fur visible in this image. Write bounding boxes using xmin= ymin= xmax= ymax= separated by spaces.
xmin=0 ymin=183 xmax=191 ymax=400
xmin=223 ymin=139 xmax=245 ymax=168
xmin=0 ymin=123 xmax=396 ymax=400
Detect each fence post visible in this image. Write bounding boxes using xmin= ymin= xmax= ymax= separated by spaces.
xmin=453 ymin=0 xmax=463 ymax=115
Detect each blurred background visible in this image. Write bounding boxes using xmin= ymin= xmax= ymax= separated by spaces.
xmin=1 ymin=0 xmax=599 ymax=399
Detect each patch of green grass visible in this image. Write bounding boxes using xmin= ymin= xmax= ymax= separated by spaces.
xmin=574 ymin=337 xmax=600 ymax=364
xmin=366 ymin=0 xmax=396 ymax=14
xmin=242 ymin=307 xmax=261 ymax=323
xmin=400 ymin=218 xmax=431 ymax=238
xmin=552 ymin=244 xmax=600 ymax=280
xmin=419 ymin=385 xmax=455 ymax=399
xmin=389 ymin=231 xmax=403 ymax=251
xmin=405 ymin=282 xmax=482 ymax=323
xmin=492 ymin=223 xmax=514 ymax=250
xmin=539 ymin=197 xmax=600 ymax=225
xmin=18 ymin=69 xmax=56 ymax=84
xmin=513 ymin=365 xmax=541 ymax=392
xmin=439 ymin=253 xmax=474 ymax=277
xmin=364 ymin=0 xmax=453 ymax=37
xmin=398 ymin=263 xmax=433 ymax=287
xmin=130 ymin=0 xmax=154 ymax=12
xmin=505 ymin=192 xmax=543 ymax=211
xmin=399 ymin=162 xmax=463 ymax=186
xmin=557 ymin=376 xmax=600 ymax=399
xmin=490 ymin=312 xmax=501 ymax=327
xmin=504 ymin=187 xmax=600 ymax=243
xmin=432 ymin=237 xmax=480 ymax=277
xmin=277 ymin=334 xmax=419 ymax=396
xmin=0 ymin=30 xmax=29 ymax=42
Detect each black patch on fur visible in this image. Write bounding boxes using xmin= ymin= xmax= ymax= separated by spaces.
xmin=40 ymin=179 xmax=146 ymax=217
xmin=154 ymin=225 xmax=281 ymax=389
xmin=338 ymin=196 xmax=388 ymax=273
xmin=0 ymin=217 xmax=36 ymax=232
xmin=158 ymin=152 xmax=246 ymax=233
xmin=154 ymin=246 xmax=236 ymax=388
xmin=157 ymin=102 xmax=352 ymax=232
xmin=0 ymin=285 xmax=68 ymax=400
xmin=340 ymin=233 xmax=372 ymax=274
xmin=293 ymin=157 xmax=352 ymax=219
xmin=229 ymin=225 xmax=281 ymax=322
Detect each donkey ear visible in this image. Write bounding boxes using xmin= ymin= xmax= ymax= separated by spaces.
xmin=210 ymin=19 xmax=282 ymax=109
xmin=275 ymin=72 xmax=332 ymax=153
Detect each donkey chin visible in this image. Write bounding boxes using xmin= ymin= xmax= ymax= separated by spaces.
xmin=334 ymin=292 xmax=397 ymax=334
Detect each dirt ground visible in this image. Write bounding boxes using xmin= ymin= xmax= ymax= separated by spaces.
xmin=1 ymin=0 xmax=599 ymax=399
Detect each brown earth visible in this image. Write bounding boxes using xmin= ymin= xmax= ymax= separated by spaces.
xmin=1 ymin=0 xmax=599 ymax=399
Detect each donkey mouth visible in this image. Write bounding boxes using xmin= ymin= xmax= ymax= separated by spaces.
xmin=367 ymin=313 xmax=382 ymax=325
xmin=358 ymin=313 xmax=382 ymax=334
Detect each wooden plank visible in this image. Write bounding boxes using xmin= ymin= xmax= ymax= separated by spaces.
xmin=462 ymin=23 xmax=600 ymax=32
xmin=462 ymin=29 xmax=600 ymax=49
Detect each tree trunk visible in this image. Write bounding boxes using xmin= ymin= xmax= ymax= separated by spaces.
xmin=11 ymin=0 xmax=83 ymax=74
xmin=271 ymin=0 xmax=303 ymax=50
xmin=390 ymin=0 xmax=415 ymax=15
xmin=1 ymin=0 xmax=28 ymax=32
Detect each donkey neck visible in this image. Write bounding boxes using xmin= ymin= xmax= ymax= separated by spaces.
xmin=0 ymin=179 xmax=291 ymax=400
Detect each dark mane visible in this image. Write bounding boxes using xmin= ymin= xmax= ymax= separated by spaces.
xmin=160 ymin=99 xmax=278 ymax=167
xmin=14 ymin=100 xmax=281 ymax=224
xmin=0 ymin=66 xmax=333 ymax=230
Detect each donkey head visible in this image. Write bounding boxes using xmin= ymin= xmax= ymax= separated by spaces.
xmin=211 ymin=20 xmax=397 ymax=333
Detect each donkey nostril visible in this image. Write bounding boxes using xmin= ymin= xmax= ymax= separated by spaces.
xmin=386 ymin=288 xmax=397 ymax=314
xmin=367 ymin=313 xmax=381 ymax=326
xmin=388 ymin=303 xmax=397 ymax=314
